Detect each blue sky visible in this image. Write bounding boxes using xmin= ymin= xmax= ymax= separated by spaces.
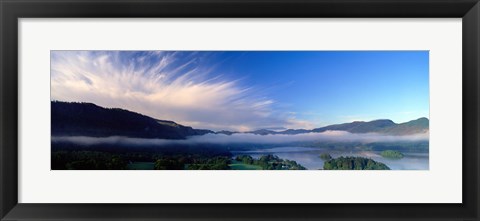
xmin=51 ymin=51 xmax=429 ymax=131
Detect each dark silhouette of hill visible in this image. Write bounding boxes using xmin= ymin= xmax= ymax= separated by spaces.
xmin=51 ymin=101 xmax=213 ymax=139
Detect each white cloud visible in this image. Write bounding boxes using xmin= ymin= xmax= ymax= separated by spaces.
xmin=186 ymin=130 xmax=429 ymax=144
xmin=52 ymin=130 xmax=429 ymax=147
xmin=51 ymin=51 xmax=307 ymax=131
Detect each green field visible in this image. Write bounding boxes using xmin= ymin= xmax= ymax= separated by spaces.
xmin=229 ymin=160 xmax=262 ymax=170
xmin=126 ymin=162 xmax=155 ymax=170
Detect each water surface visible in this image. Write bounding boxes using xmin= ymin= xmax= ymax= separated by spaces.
xmin=232 ymin=147 xmax=429 ymax=170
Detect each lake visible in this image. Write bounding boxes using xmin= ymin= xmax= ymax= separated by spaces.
xmin=232 ymin=147 xmax=429 ymax=170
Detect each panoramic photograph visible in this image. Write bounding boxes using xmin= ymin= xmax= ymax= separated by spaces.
xmin=51 ymin=50 xmax=429 ymax=170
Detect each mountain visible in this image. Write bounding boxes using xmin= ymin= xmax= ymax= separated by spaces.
xmin=250 ymin=129 xmax=278 ymax=135
xmin=378 ymin=117 xmax=429 ymax=135
xmin=241 ymin=118 xmax=428 ymax=136
xmin=51 ymin=101 xmax=213 ymax=139
xmin=280 ymin=129 xmax=311 ymax=135
xmin=312 ymin=119 xmax=396 ymax=133
xmin=215 ymin=130 xmax=238 ymax=135
xmin=52 ymin=101 xmax=428 ymax=139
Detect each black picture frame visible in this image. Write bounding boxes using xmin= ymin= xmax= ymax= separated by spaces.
xmin=1 ymin=0 xmax=479 ymax=220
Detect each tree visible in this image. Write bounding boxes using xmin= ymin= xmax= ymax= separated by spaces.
xmin=323 ymin=157 xmax=390 ymax=170
xmin=319 ymin=153 xmax=333 ymax=160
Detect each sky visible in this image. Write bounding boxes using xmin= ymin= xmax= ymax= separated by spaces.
xmin=51 ymin=51 xmax=429 ymax=132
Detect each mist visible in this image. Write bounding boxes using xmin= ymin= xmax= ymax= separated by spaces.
xmin=52 ymin=130 xmax=429 ymax=147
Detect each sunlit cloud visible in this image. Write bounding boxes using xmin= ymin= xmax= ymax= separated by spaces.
xmin=51 ymin=51 xmax=309 ymax=131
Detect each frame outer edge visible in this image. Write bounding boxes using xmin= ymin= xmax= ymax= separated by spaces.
xmin=463 ymin=2 xmax=480 ymax=221
xmin=1 ymin=0 xmax=480 ymax=221
xmin=473 ymin=3 xmax=479 ymax=220
xmin=1 ymin=0 xmax=19 ymax=220
xmin=0 ymin=0 xmax=6 ymax=219
xmin=475 ymin=3 xmax=480 ymax=221
xmin=0 ymin=0 xmax=3 ymax=216
xmin=476 ymin=3 xmax=480 ymax=220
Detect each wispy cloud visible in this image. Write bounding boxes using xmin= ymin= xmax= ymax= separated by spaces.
xmin=51 ymin=51 xmax=308 ymax=131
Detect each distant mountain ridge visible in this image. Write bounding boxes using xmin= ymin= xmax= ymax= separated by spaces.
xmin=245 ymin=118 xmax=429 ymax=136
xmin=52 ymin=101 xmax=429 ymax=139
xmin=312 ymin=118 xmax=429 ymax=135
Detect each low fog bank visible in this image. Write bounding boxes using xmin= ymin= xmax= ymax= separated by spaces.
xmin=52 ymin=130 xmax=429 ymax=147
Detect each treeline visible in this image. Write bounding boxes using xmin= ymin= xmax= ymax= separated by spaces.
xmin=380 ymin=150 xmax=404 ymax=159
xmin=235 ymin=154 xmax=306 ymax=170
xmin=52 ymin=151 xmax=128 ymax=170
xmin=52 ymin=147 xmax=233 ymax=170
xmin=323 ymin=156 xmax=390 ymax=170
xmin=154 ymin=156 xmax=230 ymax=170
xmin=52 ymin=141 xmax=232 ymax=157
xmin=319 ymin=153 xmax=333 ymax=160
